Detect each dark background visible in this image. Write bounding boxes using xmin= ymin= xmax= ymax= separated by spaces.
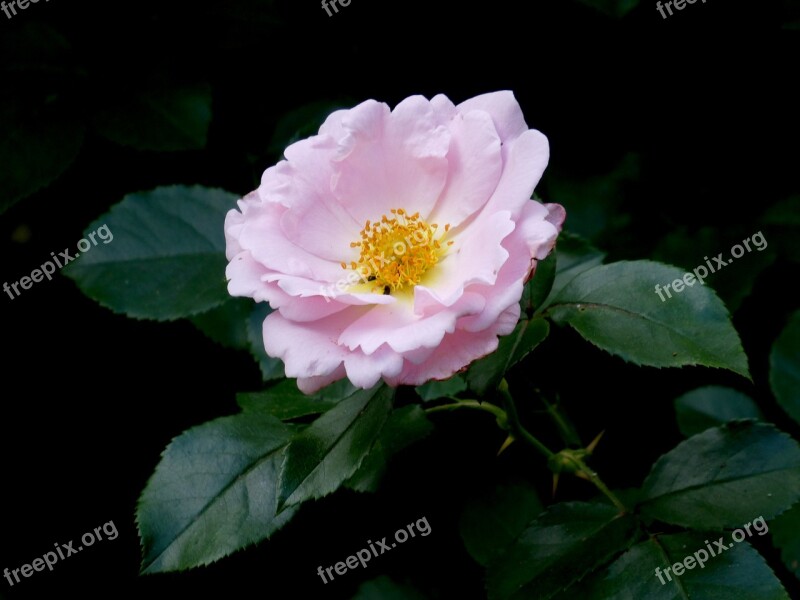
xmin=1 ymin=0 xmax=799 ymax=598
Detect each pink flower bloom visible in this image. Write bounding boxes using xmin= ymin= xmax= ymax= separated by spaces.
xmin=225 ymin=92 xmax=564 ymax=393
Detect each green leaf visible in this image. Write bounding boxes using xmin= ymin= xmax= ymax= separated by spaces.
xmin=459 ymin=479 xmax=543 ymax=567
xmin=368 ymin=405 xmax=434 ymax=459
xmin=93 ymin=82 xmax=212 ymax=151
xmin=0 ymin=22 xmax=78 ymax=75
xmin=237 ymin=378 xmax=355 ymax=420
xmin=574 ymin=0 xmax=640 ymax=18
xmin=771 ymin=502 xmax=800 ymax=582
xmin=415 ymin=375 xmax=467 ymax=401
xmin=640 ymin=421 xmax=800 ymax=529
xmin=352 ymin=576 xmax=426 ymax=600
xmin=65 ymin=185 xmax=236 ymax=321
xmin=466 ymin=318 xmax=550 ymax=396
xmin=345 ymin=405 xmax=434 ymax=493
xmin=545 ymin=154 xmax=638 ymax=240
xmin=191 ymin=299 xmax=287 ymax=378
xmin=137 ymin=412 xmax=296 ymax=574
xmin=0 ymin=91 xmax=85 ymax=214
xmin=652 ymin=227 xmax=775 ymax=312
xmin=674 ymin=386 xmax=762 ymax=437
xmin=521 ymin=251 xmax=557 ymax=315
xmin=556 ymin=532 xmax=790 ymax=600
xmin=545 ymin=260 xmax=750 ymax=379
xmin=486 ymin=501 xmax=637 ymax=600
xmin=763 ymin=195 xmax=800 ymax=263
xmin=268 ymin=99 xmax=350 ymax=155
xmin=0 ymin=24 xmax=85 ymax=213
xmin=277 ymin=385 xmax=394 ymax=509
xmin=311 ymin=378 xmax=363 ymax=402
xmin=547 ymin=232 xmax=606 ymax=303
xmin=189 ymin=298 xmax=252 ymax=350
xmin=247 ymin=303 xmax=285 ymax=381
xmin=770 ymin=311 xmax=800 ymax=426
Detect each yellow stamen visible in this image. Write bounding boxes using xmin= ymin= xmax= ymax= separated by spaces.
xmin=341 ymin=208 xmax=452 ymax=294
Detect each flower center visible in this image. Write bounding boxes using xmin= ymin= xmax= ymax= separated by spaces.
xmin=342 ymin=208 xmax=453 ymax=294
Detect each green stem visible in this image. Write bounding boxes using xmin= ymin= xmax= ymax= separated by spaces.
xmin=424 ymin=399 xmax=507 ymax=422
xmin=498 ymin=379 xmax=555 ymax=459
xmin=540 ymin=394 xmax=582 ymax=447
xmin=571 ymin=456 xmax=628 ymax=513
xmin=498 ymin=379 xmax=628 ymax=513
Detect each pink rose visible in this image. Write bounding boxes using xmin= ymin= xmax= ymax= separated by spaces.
xmin=225 ymin=91 xmax=564 ymax=393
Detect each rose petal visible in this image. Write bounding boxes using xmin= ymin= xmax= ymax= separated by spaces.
xmin=343 ymin=344 xmax=404 ymax=389
xmin=480 ymin=129 xmax=550 ymax=219
xmin=279 ymin=135 xmax=363 ymax=261
xmin=263 ymin=309 xmax=355 ymax=379
xmin=226 ymin=251 xmax=289 ymax=306
xmin=428 ymin=109 xmax=503 ymax=228
xmin=297 ymin=364 xmax=347 ymax=394
xmin=239 ymin=201 xmax=343 ymax=282
xmin=457 ymin=91 xmax=528 ymax=145
xmin=415 ymin=210 xmax=515 ymax=308
xmin=385 ymin=304 xmax=520 ymax=386
xmin=459 ymin=201 xmax=561 ymax=333
xmin=339 ymin=292 xmax=486 ymax=354
xmin=332 ymin=96 xmax=450 ymax=225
